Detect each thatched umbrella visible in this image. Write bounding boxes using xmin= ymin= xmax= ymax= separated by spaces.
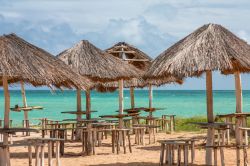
xmin=106 ymin=42 xmax=152 ymax=109
xmin=105 ymin=42 xmax=181 ymax=116
xmin=145 ymin=23 xmax=250 ymax=165
xmin=57 ymin=40 xmax=141 ymax=127
xmin=0 ymin=33 xmax=92 ymax=165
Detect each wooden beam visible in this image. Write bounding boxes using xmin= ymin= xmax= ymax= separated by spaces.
xmin=123 ymin=59 xmax=149 ymax=62
xmin=130 ymin=87 xmax=135 ymax=109
xmin=118 ymin=79 xmax=124 ymax=129
xmin=205 ymin=70 xmax=214 ymax=166
xmin=107 ymin=50 xmax=136 ymax=54
xmin=85 ymin=90 xmax=91 ymax=120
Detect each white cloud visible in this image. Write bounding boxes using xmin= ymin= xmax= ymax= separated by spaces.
xmin=237 ymin=30 xmax=250 ymax=43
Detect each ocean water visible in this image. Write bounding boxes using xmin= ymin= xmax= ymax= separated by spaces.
xmin=0 ymin=90 xmax=249 ymax=125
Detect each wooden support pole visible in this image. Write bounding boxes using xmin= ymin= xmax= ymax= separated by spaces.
xmin=205 ymin=71 xmax=214 ymax=166
xmin=235 ymin=71 xmax=242 ymax=114
xmin=2 ymin=76 xmax=10 ymax=166
xmin=76 ymin=89 xmax=82 ymax=140
xmin=235 ymin=71 xmax=243 ymax=165
xmin=85 ymin=90 xmax=91 ymax=120
xmin=118 ymin=79 xmax=124 ymax=129
xmin=149 ymin=84 xmax=153 ymax=117
xmin=76 ymin=89 xmax=82 ymax=121
xmin=130 ymin=87 xmax=135 ymax=109
xmin=20 ymin=81 xmax=28 ymax=121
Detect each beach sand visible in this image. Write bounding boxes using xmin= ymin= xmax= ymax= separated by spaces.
xmin=9 ymin=131 xmax=246 ymax=166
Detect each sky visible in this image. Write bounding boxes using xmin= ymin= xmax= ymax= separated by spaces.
xmin=1 ymin=0 xmax=250 ymax=90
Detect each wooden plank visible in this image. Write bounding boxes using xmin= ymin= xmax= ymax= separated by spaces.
xmin=205 ymin=70 xmax=214 ymax=166
xmin=107 ymin=50 xmax=136 ymax=54
xmin=123 ymin=59 xmax=149 ymax=62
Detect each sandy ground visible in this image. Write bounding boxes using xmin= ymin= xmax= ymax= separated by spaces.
xmin=8 ymin=131 xmax=248 ymax=166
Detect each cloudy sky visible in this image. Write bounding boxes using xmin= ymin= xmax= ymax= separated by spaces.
xmin=1 ymin=0 xmax=250 ymax=90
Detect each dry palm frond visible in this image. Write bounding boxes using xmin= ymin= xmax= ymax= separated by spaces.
xmin=145 ymin=23 xmax=250 ymax=80
xmin=0 ymin=33 xmax=93 ymax=90
xmin=57 ymin=40 xmax=142 ymax=82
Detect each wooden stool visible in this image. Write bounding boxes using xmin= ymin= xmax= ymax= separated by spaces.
xmin=27 ymin=138 xmax=63 ymax=166
xmin=82 ymin=127 xmax=95 ymax=155
xmin=22 ymin=120 xmax=30 ymax=136
xmin=132 ymin=127 xmax=145 ymax=145
xmin=205 ymin=145 xmax=227 ymax=166
xmin=162 ymin=115 xmax=176 ymax=133
xmin=110 ymin=129 xmax=132 ymax=154
xmin=159 ymin=141 xmax=192 ymax=166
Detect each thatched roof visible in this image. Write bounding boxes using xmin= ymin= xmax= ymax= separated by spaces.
xmin=106 ymin=42 xmax=152 ymax=71
xmin=0 ymin=33 xmax=92 ymax=89
xmin=57 ymin=40 xmax=142 ymax=82
xmin=145 ymin=23 xmax=250 ymax=80
xmin=95 ymin=77 xmax=182 ymax=92
xmin=95 ymin=42 xmax=182 ymax=92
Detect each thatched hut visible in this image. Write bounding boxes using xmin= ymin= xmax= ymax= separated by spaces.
xmin=144 ymin=23 xmax=250 ymax=165
xmin=0 ymin=33 xmax=92 ymax=165
xmin=57 ymin=40 xmax=141 ymax=126
xmin=103 ymin=42 xmax=181 ymax=114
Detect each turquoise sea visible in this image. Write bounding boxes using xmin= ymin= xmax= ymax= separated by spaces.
xmin=0 ymin=90 xmax=249 ymax=125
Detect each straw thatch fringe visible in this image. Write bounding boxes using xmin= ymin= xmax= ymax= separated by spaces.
xmin=57 ymin=40 xmax=142 ymax=82
xmin=95 ymin=76 xmax=183 ymax=92
xmin=145 ymin=23 xmax=250 ymax=80
xmin=0 ymin=34 xmax=93 ymax=90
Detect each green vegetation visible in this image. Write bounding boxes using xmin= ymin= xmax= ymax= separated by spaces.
xmin=175 ymin=116 xmax=207 ymax=132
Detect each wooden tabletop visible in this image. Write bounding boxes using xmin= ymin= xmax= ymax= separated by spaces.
xmin=133 ymin=116 xmax=161 ymax=120
xmin=62 ymin=118 xmax=103 ymax=122
xmin=10 ymin=106 xmax=43 ymax=112
xmin=190 ymin=122 xmax=234 ymax=129
xmin=216 ymin=112 xmax=250 ymax=118
xmin=0 ymin=128 xmax=39 ymax=133
xmin=100 ymin=113 xmax=139 ymax=118
xmin=26 ymin=137 xmax=65 ymax=142
xmin=61 ymin=110 xmax=97 ymax=114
